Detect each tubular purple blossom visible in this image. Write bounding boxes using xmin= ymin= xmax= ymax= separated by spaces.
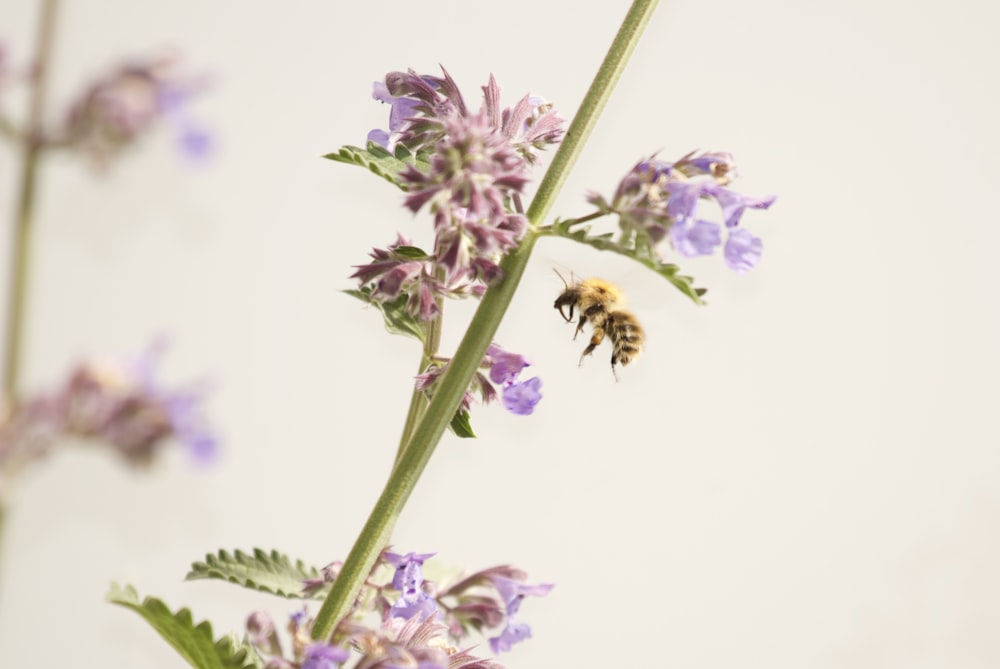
xmin=385 ymin=552 xmax=439 ymax=622
xmin=501 ymin=377 xmax=542 ymax=416
xmin=486 ymin=576 xmax=553 ymax=654
xmin=723 ymin=228 xmax=764 ymax=273
xmin=590 ymin=150 xmax=775 ymax=272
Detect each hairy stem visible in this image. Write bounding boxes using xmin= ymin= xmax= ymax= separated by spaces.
xmin=311 ymin=0 xmax=661 ymax=640
xmin=4 ymin=0 xmax=60 ymax=400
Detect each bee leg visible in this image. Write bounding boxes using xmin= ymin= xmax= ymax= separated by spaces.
xmin=578 ymin=328 xmax=605 ymax=366
xmin=610 ymin=354 xmax=621 ymax=382
xmin=573 ymin=316 xmax=588 ymax=340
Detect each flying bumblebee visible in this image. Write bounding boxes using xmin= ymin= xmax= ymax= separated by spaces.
xmin=553 ymin=272 xmax=645 ymax=380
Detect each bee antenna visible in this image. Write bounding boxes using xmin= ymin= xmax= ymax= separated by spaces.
xmin=552 ymin=268 xmax=570 ymax=289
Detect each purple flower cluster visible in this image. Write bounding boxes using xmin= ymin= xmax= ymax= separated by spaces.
xmin=354 ymin=68 xmax=564 ymax=320
xmin=0 ymin=341 xmax=217 ymax=489
xmin=59 ymin=53 xmax=212 ymax=166
xmin=414 ymin=343 xmax=542 ymax=417
xmin=250 ymin=551 xmax=551 ymax=668
xmin=589 ymin=150 xmax=775 ymax=272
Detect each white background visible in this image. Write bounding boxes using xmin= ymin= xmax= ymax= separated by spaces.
xmin=1 ymin=0 xmax=999 ymax=667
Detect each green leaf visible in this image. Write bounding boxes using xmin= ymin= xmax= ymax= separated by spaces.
xmin=392 ymin=245 xmax=430 ymax=260
xmin=344 ymin=287 xmax=427 ymax=343
xmin=107 ymin=583 xmax=262 ymax=669
xmin=186 ymin=549 xmax=322 ymax=600
xmin=322 ymin=142 xmax=428 ymax=190
xmin=545 ymin=219 xmax=708 ymax=304
xmin=449 ymin=410 xmax=476 ymax=438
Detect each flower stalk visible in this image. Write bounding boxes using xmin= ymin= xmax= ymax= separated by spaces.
xmin=4 ymin=0 xmax=60 ymax=400
xmin=311 ymin=0 xmax=661 ymax=640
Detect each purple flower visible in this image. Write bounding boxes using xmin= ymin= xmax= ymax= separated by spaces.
xmin=0 ymin=340 xmax=218 ymax=476
xmin=723 ymin=228 xmax=763 ymax=273
xmin=591 ymin=150 xmax=775 ymax=272
xmin=385 ymin=551 xmax=439 ymax=621
xmin=367 ymin=80 xmax=424 ymax=150
xmin=301 ymin=643 xmax=349 ymax=669
xmin=487 ymin=576 xmax=553 ymax=654
xmin=501 ymin=377 xmax=542 ymax=416
xmin=60 ymin=54 xmax=211 ymax=167
xmin=486 ymin=343 xmax=530 ymax=385
xmin=669 ymin=217 xmax=722 ymax=257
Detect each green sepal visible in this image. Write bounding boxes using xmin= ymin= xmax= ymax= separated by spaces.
xmin=448 ymin=409 xmax=476 ymax=438
xmin=322 ymin=142 xmax=428 ymax=190
xmin=344 ymin=287 xmax=427 ymax=343
xmin=106 ymin=583 xmax=262 ymax=669
xmin=186 ymin=548 xmax=322 ymax=600
xmin=545 ymin=218 xmax=708 ymax=304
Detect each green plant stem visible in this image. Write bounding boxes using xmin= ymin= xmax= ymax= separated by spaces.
xmin=395 ymin=303 xmax=443 ymax=462
xmin=3 ymin=0 xmax=60 ymax=400
xmin=311 ymin=0 xmax=660 ymax=641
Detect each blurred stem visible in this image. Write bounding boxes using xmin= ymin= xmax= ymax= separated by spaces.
xmin=3 ymin=0 xmax=60 ymax=400
xmin=311 ymin=0 xmax=660 ymax=641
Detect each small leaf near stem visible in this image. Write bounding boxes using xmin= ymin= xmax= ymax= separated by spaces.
xmin=311 ymin=0 xmax=662 ymax=641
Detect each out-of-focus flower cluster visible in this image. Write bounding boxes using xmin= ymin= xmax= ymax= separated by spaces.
xmin=0 ymin=47 xmax=210 ymax=167
xmin=415 ymin=343 xmax=542 ymax=417
xmin=353 ymin=67 xmax=564 ymax=321
xmin=0 ymin=342 xmax=216 ymax=494
xmin=588 ymin=150 xmax=776 ymax=272
xmin=253 ymin=550 xmax=551 ymax=668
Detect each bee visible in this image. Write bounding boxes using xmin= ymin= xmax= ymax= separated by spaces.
xmin=553 ymin=272 xmax=645 ymax=380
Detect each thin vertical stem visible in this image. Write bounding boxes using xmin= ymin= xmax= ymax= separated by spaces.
xmin=3 ymin=0 xmax=60 ymax=399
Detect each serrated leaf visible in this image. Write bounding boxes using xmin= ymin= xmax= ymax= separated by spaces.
xmin=449 ymin=410 xmax=476 ymax=438
xmin=344 ymin=288 xmax=427 ymax=343
xmin=186 ymin=549 xmax=322 ymax=600
xmin=107 ymin=583 xmax=262 ymax=669
xmin=322 ymin=143 xmax=427 ymax=190
xmin=545 ymin=222 xmax=707 ymax=305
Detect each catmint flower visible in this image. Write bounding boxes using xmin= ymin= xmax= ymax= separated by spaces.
xmin=362 ymin=68 xmax=563 ymax=300
xmin=385 ymin=551 xmax=439 ymax=622
xmin=485 ymin=344 xmax=542 ymax=416
xmin=416 ymin=344 xmax=542 ymax=419
xmin=500 ymin=377 xmax=542 ymax=416
xmin=485 ymin=344 xmax=529 ymax=385
xmin=0 ymin=340 xmax=217 ymax=488
xmin=723 ymin=228 xmax=764 ymax=273
xmin=247 ymin=611 xmax=283 ymax=656
xmin=487 ymin=576 xmax=553 ymax=654
xmin=367 ymin=81 xmax=425 ymax=151
xmin=668 ymin=217 xmax=722 ymax=257
xmin=481 ymin=74 xmax=564 ymax=163
xmin=301 ymin=643 xmax=349 ymax=669
xmin=589 ymin=150 xmax=775 ymax=271
xmin=60 ymin=54 xmax=211 ymax=166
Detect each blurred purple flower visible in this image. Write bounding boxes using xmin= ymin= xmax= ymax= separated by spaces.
xmin=0 ymin=340 xmax=218 ymax=488
xmin=301 ymin=643 xmax=349 ymax=669
xmin=501 ymin=377 xmax=542 ymax=416
xmin=60 ymin=53 xmax=212 ymax=167
xmin=669 ymin=217 xmax=722 ymax=257
xmin=487 ymin=575 xmax=553 ymax=654
xmin=724 ymin=228 xmax=764 ymax=273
